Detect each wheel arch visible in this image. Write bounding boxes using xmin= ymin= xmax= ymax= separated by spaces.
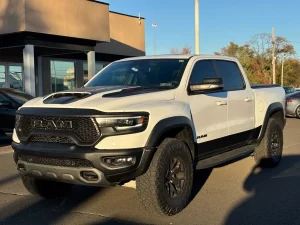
xmin=146 ymin=116 xmax=196 ymax=159
xmin=257 ymin=102 xmax=285 ymax=142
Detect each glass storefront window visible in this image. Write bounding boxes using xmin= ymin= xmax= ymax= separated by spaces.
xmin=83 ymin=62 xmax=109 ymax=84
xmin=51 ymin=60 xmax=76 ymax=92
xmin=0 ymin=64 xmax=24 ymax=90
xmin=0 ymin=65 xmax=5 ymax=88
xmin=8 ymin=65 xmax=23 ymax=90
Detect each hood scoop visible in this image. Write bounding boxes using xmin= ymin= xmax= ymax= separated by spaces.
xmin=43 ymin=92 xmax=91 ymax=104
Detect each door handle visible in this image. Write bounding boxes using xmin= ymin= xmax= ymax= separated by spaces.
xmin=217 ymin=101 xmax=227 ymax=106
xmin=244 ymin=97 xmax=253 ymax=102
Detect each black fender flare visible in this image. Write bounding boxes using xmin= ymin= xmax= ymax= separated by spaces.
xmin=145 ymin=116 xmax=196 ymax=148
xmin=136 ymin=116 xmax=196 ymax=176
xmin=256 ymin=102 xmax=285 ymax=142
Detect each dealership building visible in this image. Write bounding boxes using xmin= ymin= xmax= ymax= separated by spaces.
xmin=0 ymin=0 xmax=145 ymax=97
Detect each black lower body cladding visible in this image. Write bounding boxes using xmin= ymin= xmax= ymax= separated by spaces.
xmin=12 ymin=142 xmax=154 ymax=185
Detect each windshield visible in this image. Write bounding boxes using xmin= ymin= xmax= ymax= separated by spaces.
xmin=3 ymin=89 xmax=33 ymax=104
xmin=86 ymin=59 xmax=189 ymax=89
xmin=283 ymin=86 xmax=295 ymax=94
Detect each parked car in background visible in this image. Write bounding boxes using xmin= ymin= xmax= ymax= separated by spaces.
xmin=0 ymin=88 xmax=33 ymax=133
xmin=286 ymin=91 xmax=300 ymax=118
xmin=283 ymin=86 xmax=296 ymax=95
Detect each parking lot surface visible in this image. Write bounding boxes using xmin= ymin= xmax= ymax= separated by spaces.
xmin=1 ymin=118 xmax=300 ymax=225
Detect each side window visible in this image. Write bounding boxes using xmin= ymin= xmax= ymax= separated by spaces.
xmin=214 ymin=60 xmax=245 ymax=91
xmin=189 ymin=60 xmax=217 ymax=84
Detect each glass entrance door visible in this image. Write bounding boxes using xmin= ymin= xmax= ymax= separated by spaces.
xmin=8 ymin=64 xmax=23 ymax=90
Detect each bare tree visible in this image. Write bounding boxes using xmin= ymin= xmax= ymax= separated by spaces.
xmin=247 ymin=33 xmax=295 ymax=83
xmin=170 ymin=45 xmax=192 ymax=54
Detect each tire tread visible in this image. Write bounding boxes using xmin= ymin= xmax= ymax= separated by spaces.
xmin=136 ymin=138 xmax=193 ymax=216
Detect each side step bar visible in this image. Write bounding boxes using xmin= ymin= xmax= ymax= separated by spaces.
xmin=196 ymin=144 xmax=256 ymax=169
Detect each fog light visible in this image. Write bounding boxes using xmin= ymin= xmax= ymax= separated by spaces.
xmin=103 ymin=156 xmax=136 ymax=167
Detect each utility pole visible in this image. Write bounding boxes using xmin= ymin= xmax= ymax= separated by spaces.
xmin=281 ymin=53 xmax=285 ymax=86
xmin=272 ymin=27 xmax=276 ymax=84
xmin=195 ymin=0 xmax=200 ymax=54
xmin=152 ymin=22 xmax=158 ymax=55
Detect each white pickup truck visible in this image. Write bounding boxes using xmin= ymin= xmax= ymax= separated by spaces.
xmin=12 ymin=55 xmax=286 ymax=216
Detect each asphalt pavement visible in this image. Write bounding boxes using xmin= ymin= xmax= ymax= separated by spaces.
xmin=1 ymin=118 xmax=300 ymax=225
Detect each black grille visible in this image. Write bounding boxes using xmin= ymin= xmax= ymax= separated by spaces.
xmin=16 ymin=115 xmax=100 ymax=145
xmin=19 ymin=155 xmax=94 ymax=167
xmin=31 ymin=135 xmax=75 ymax=144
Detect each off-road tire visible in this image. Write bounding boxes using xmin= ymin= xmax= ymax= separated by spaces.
xmin=136 ymin=138 xmax=194 ymax=216
xmin=254 ymin=118 xmax=283 ymax=168
xmin=21 ymin=175 xmax=72 ymax=199
xmin=296 ymin=106 xmax=300 ymax=119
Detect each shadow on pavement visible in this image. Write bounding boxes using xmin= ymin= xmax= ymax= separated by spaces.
xmin=1 ymin=186 xmax=119 ymax=225
xmin=224 ymin=155 xmax=300 ymax=225
xmin=0 ymin=174 xmax=20 ymax=186
xmin=89 ymin=218 xmax=145 ymax=225
xmin=0 ymin=170 xmax=212 ymax=225
xmin=190 ymin=168 xmax=212 ymax=202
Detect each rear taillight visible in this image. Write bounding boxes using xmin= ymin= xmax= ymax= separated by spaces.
xmin=287 ymin=99 xmax=293 ymax=102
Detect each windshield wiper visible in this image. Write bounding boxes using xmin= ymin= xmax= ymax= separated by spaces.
xmin=140 ymin=85 xmax=174 ymax=90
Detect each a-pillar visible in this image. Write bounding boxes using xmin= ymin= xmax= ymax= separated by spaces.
xmin=23 ymin=45 xmax=36 ymax=96
xmin=87 ymin=51 xmax=96 ymax=80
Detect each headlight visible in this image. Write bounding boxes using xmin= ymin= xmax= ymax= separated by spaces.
xmin=95 ymin=116 xmax=148 ymax=132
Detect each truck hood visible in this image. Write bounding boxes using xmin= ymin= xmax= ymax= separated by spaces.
xmin=23 ymin=86 xmax=175 ymax=111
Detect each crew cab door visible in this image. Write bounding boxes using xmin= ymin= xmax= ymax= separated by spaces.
xmin=187 ymin=60 xmax=228 ymax=158
xmin=213 ymin=60 xmax=254 ymax=144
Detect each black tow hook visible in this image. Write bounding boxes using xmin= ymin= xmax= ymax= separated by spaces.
xmin=81 ymin=171 xmax=99 ymax=181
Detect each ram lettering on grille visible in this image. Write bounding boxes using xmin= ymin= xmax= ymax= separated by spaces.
xmin=17 ymin=115 xmax=101 ymax=145
xmin=32 ymin=120 xmax=73 ymax=129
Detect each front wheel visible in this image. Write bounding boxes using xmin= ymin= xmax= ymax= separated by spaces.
xmin=254 ymin=118 xmax=283 ymax=168
xmin=136 ymin=138 xmax=194 ymax=216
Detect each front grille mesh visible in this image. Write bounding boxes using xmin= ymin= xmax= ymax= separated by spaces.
xmin=19 ymin=154 xmax=94 ymax=167
xmin=17 ymin=115 xmax=100 ymax=145
xmin=31 ymin=135 xmax=75 ymax=144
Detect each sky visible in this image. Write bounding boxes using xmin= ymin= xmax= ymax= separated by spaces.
xmin=102 ymin=0 xmax=300 ymax=57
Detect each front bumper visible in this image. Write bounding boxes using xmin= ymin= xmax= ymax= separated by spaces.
xmin=12 ymin=142 xmax=154 ymax=186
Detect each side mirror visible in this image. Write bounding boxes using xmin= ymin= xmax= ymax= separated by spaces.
xmin=189 ymin=77 xmax=224 ymax=92
xmin=0 ymin=101 xmax=12 ymax=108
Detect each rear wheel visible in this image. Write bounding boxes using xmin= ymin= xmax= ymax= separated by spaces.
xmin=296 ymin=106 xmax=300 ymax=118
xmin=21 ymin=175 xmax=73 ymax=199
xmin=254 ymin=118 xmax=283 ymax=168
xmin=136 ymin=138 xmax=194 ymax=216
